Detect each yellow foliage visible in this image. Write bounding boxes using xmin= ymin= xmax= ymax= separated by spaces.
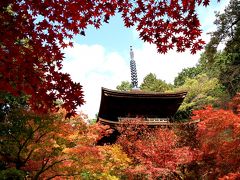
xmin=96 ymin=144 xmax=131 ymax=178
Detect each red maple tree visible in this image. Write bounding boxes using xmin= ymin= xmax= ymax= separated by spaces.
xmin=116 ymin=119 xmax=194 ymax=179
xmin=0 ymin=108 xmax=115 ymax=179
xmin=0 ymin=0 xmax=216 ymax=112
xmin=192 ymin=106 xmax=240 ymax=179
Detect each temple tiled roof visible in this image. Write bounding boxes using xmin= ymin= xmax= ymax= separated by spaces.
xmin=98 ymin=87 xmax=187 ymax=122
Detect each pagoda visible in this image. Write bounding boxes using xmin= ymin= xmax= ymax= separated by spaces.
xmin=97 ymin=47 xmax=187 ymax=126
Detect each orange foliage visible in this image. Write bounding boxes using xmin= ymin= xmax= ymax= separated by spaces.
xmin=229 ymin=93 xmax=240 ymax=115
xmin=192 ymin=106 xmax=240 ymax=178
xmin=117 ymin=119 xmax=194 ymax=179
xmin=219 ymin=172 xmax=240 ymax=180
xmin=0 ymin=108 xmax=115 ymax=179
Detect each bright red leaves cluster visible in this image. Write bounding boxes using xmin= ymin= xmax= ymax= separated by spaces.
xmin=192 ymin=105 xmax=240 ymax=178
xmin=116 ymin=119 xmax=194 ymax=178
xmin=0 ymin=0 xmax=216 ymax=112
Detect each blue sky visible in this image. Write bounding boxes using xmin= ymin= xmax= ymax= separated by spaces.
xmin=62 ymin=0 xmax=230 ymax=118
xmin=76 ymin=14 xmax=137 ymax=52
xmin=74 ymin=13 xmax=143 ymax=62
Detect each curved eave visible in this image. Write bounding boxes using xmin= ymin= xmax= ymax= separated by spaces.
xmin=98 ymin=88 xmax=187 ymax=121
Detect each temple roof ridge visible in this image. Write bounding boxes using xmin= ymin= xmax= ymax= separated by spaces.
xmin=102 ymin=87 xmax=187 ymax=97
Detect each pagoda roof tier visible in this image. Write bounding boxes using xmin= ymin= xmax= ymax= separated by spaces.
xmin=98 ymin=88 xmax=187 ymax=121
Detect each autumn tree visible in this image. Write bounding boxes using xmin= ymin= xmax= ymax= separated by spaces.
xmin=116 ymin=119 xmax=194 ymax=179
xmin=0 ymin=108 xmax=78 ymax=178
xmin=0 ymin=107 xmax=123 ymax=179
xmin=0 ymin=108 xmax=69 ymax=178
xmin=94 ymin=144 xmax=131 ymax=179
xmin=192 ymin=106 xmax=240 ymax=179
xmin=229 ymin=93 xmax=240 ymax=115
xmin=1 ymin=0 xmax=217 ymax=112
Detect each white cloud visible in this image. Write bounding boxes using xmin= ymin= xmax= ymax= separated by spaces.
xmin=134 ymin=43 xmax=200 ymax=84
xmin=62 ymin=43 xmax=129 ymax=118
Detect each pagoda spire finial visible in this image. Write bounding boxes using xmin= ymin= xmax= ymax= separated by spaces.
xmin=130 ymin=46 xmax=138 ymax=89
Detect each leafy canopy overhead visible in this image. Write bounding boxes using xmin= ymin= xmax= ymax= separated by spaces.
xmin=0 ymin=0 xmax=217 ymax=113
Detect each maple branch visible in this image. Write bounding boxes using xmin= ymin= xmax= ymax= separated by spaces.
xmin=45 ymin=159 xmax=68 ymax=172
xmin=14 ymin=124 xmax=48 ymax=168
xmin=34 ymin=131 xmax=48 ymax=143
xmin=8 ymin=133 xmax=21 ymax=147
xmin=22 ymin=148 xmax=35 ymax=165
xmin=34 ymin=158 xmax=68 ymax=180
xmin=17 ymin=125 xmax=41 ymax=155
